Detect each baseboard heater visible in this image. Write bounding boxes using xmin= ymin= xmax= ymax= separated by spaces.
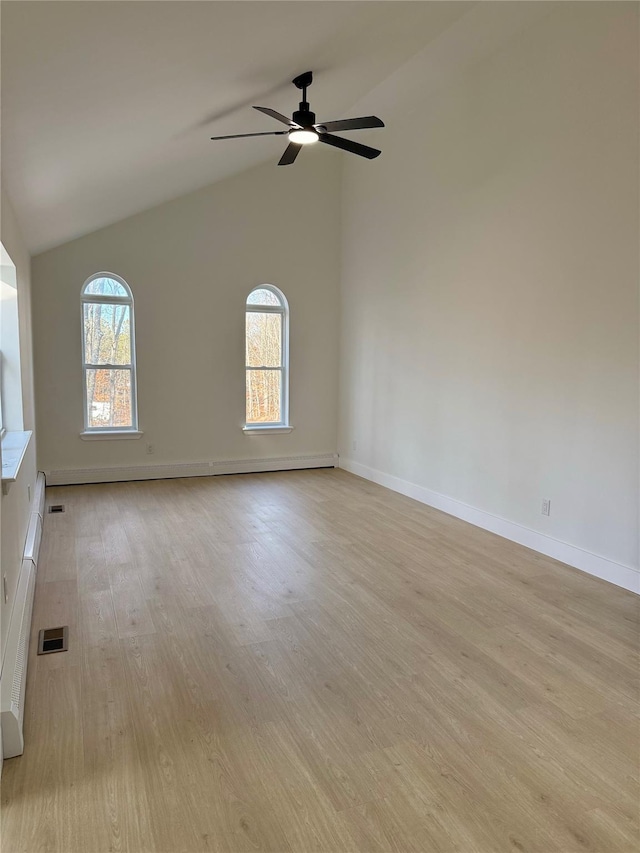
xmin=45 ymin=453 xmax=338 ymax=486
xmin=1 ymin=472 xmax=46 ymax=759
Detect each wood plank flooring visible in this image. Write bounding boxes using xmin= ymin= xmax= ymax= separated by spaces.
xmin=1 ymin=468 xmax=638 ymax=852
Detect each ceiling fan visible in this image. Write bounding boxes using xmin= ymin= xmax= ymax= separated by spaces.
xmin=210 ymin=71 xmax=384 ymax=166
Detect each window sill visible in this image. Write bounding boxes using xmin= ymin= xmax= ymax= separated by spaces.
xmin=2 ymin=430 xmax=33 ymax=494
xmin=80 ymin=430 xmax=144 ymax=441
xmin=242 ymin=425 xmax=294 ymax=435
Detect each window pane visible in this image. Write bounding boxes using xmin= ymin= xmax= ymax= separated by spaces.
xmin=246 ymin=312 xmax=281 ymax=367
xmin=246 ymin=288 xmax=281 ymax=307
xmin=84 ymin=303 xmax=131 ymax=365
xmin=246 ymin=369 xmax=281 ymax=424
xmin=86 ymin=369 xmax=132 ymax=428
xmin=83 ymin=277 xmax=128 ymax=297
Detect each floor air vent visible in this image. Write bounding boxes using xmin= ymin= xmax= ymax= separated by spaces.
xmin=37 ymin=627 xmax=69 ymax=655
xmin=48 ymin=505 xmax=65 ymax=513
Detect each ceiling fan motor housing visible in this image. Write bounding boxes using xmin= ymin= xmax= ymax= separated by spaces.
xmin=293 ymin=108 xmax=316 ymax=129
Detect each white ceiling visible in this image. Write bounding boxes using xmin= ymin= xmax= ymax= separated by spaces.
xmin=1 ymin=1 xmax=475 ymax=254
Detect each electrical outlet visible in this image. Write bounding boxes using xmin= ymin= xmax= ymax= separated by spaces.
xmin=146 ymin=443 xmax=154 ymax=455
xmin=541 ymin=498 xmax=551 ymax=517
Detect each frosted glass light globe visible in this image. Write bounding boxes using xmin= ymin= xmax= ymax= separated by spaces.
xmin=289 ymin=129 xmax=319 ymax=145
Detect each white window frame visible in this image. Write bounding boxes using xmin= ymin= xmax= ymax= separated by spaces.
xmin=0 ymin=352 xmax=5 ymax=439
xmin=80 ymin=272 xmax=140 ymax=435
xmin=244 ymin=284 xmax=290 ymax=432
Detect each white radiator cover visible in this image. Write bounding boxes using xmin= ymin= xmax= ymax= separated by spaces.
xmin=1 ymin=472 xmax=45 ymax=759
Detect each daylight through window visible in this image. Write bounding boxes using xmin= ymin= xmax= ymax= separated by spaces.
xmin=245 ymin=286 xmax=289 ymax=426
xmin=81 ymin=274 xmax=138 ymax=431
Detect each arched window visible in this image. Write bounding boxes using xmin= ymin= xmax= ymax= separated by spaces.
xmin=81 ymin=273 xmax=138 ymax=432
xmin=245 ymin=285 xmax=289 ymax=428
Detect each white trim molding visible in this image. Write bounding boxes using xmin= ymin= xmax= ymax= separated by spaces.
xmin=1 ymin=431 xmax=32 ymax=494
xmin=45 ymin=453 xmax=337 ymax=486
xmin=80 ymin=430 xmax=144 ymax=441
xmin=339 ymin=457 xmax=639 ymax=595
xmin=243 ymin=425 xmax=294 ymax=435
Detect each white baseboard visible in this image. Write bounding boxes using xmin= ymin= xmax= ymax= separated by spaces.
xmin=1 ymin=472 xmax=46 ymax=761
xmin=339 ymin=458 xmax=639 ymax=595
xmin=45 ymin=454 xmax=338 ymax=486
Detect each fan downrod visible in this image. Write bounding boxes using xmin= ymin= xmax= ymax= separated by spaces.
xmin=292 ymin=71 xmax=315 ymax=128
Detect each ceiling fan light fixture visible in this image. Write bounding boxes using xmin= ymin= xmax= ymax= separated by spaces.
xmin=288 ymin=128 xmax=318 ymax=145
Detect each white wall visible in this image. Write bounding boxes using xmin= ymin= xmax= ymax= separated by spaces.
xmin=32 ymin=155 xmax=341 ymax=478
xmin=339 ymin=3 xmax=639 ymax=578
xmin=1 ymin=189 xmax=37 ymax=667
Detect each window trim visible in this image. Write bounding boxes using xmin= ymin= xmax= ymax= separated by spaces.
xmin=80 ymin=272 xmax=139 ymax=434
xmin=79 ymin=430 xmax=144 ymax=441
xmin=242 ymin=426 xmax=294 ymax=435
xmin=245 ymin=284 xmax=290 ymax=429
xmin=0 ymin=352 xmax=5 ymax=440
xmin=1 ymin=430 xmax=32 ymax=495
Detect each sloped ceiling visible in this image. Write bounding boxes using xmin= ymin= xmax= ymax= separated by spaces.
xmin=1 ymin=1 xmax=475 ymax=254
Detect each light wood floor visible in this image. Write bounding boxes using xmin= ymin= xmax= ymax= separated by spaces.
xmin=1 ymin=469 xmax=638 ymax=853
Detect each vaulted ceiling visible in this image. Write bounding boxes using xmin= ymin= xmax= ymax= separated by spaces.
xmin=2 ymin=1 xmax=476 ymax=254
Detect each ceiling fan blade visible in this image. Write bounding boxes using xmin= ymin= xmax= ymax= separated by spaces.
xmin=317 ymin=116 xmax=385 ymax=133
xmin=253 ymin=106 xmax=297 ymax=127
xmin=318 ymin=133 xmax=381 ymax=160
xmin=210 ymin=130 xmax=288 ymax=140
xmin=278 ymin=142 xmax=302 ymax=166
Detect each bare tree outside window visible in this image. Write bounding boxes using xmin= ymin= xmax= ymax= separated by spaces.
xmin=245 ymin=286 xmax=288 ymax=425
xmin=81 ymin=275 xmax=138 ymax=430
